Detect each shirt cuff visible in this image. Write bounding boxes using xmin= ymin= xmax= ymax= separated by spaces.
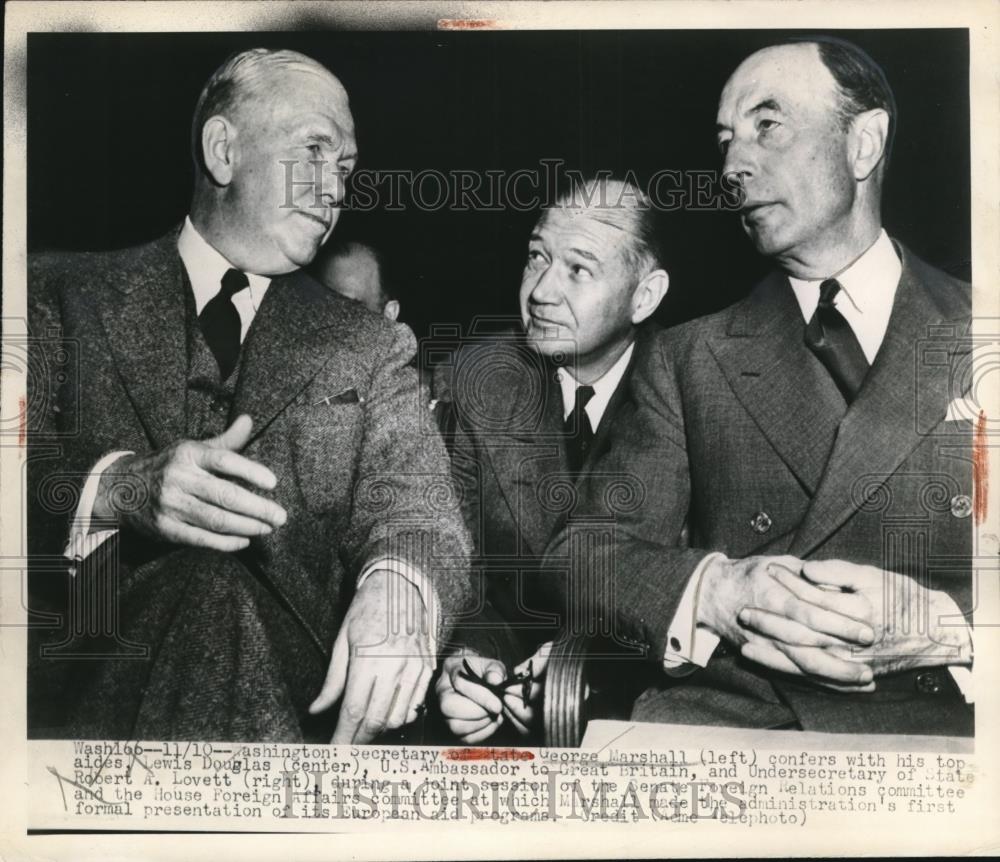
xmin=357 ymin=558 xmax=440 ymax=669
xmin=930 ymin=590 xmax=974 ymax=703
xmin=949 ymin=667 xmax=974 ymax=703
xmin=662 ymin=552 xmax=724 ymax=675
xmin=64 ymin=450 xmax=133 ymax=573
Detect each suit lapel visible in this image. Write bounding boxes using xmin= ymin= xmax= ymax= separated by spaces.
xmin=707 ymin=272 xmax=847 ymax=495
xmin=790 ymin=248 xmax=970 ymax=557
xmin=587 ymin=341 xmax=637 ymax=466
xmin=482 ymin=355 xmax=567 ymax=557
xmin=98 ymin=230 xmax=188 ymax=450
xmin=98 ymin=234 xmax=346 ymax=451
xmin=232 ymin=272 xmax=347 ymax=442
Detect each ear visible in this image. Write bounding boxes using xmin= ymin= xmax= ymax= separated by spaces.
xmin=850 ymin=108 xmax=889 ymax=182
xmin=382 ymin=299 xmax=401 ymax=322
xmin=630 ymin=269 xmax=669 ymax=325
xmin=200 ymin=115 xmax=237 ymax=186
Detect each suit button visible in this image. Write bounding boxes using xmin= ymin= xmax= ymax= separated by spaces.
xmin=749 ymin=511 xmax=773 ymax=534
xmin=211 ymin=398 xmax=228 ymax=415
xmin=950 ymin=494 xmax=973 ymax=519
xmin=915 ymin=671 xmax=943 ymax=694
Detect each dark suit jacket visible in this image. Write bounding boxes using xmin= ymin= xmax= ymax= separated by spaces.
xmin=447 ymin=327 xmax=654 ymax=665
xmin=545 ymin=246 xmax=975 ymax=736
xmin=27 ymin=229 xmax=472 ymax=738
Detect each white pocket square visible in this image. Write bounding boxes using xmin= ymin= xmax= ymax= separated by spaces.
xmin=313 ymin=387 xmax=364 ymax=407
xmin=944 ymin=396 xmax=980 ymax=422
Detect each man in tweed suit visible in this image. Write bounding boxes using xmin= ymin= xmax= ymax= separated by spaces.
xmin=546 ymin=38 xmax=975 ymax=735
xmin=27 ymin=48 xmax=471 ymax=743
xmin=435 ymin=180 xmax=668 ymax=743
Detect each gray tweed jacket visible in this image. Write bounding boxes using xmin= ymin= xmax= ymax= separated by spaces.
xmin=27 ymin=228 xmax=472 ymax=739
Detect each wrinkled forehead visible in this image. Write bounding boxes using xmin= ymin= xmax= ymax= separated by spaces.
xmin=717 ymin=42 xmax=836 ymax=122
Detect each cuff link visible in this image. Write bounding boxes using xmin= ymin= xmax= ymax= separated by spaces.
xmin=915 ymin=671 xmax=943 ymax=695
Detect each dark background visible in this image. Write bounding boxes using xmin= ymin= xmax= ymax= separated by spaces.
xmin=27 ymin=29 xmax=970 ymax=339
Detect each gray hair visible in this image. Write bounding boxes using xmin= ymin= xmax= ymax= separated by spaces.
xmin=190 ymin=48 xmax=338 ymax=173
xmin=784 ymin=36 xmax=897 ymax=167
xmin=547 ymin=177 xmax=664 ymax=282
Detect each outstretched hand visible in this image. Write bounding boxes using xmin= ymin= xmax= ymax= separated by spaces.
xmin=310 ymin=571 xmax=434 ymax=744
xmin=95 ymin=414 xmax=287 ymax=551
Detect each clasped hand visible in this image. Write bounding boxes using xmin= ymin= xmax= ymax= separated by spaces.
xmin=436 ymin=644 xmax=551 ymax=743
xmin=700 ymin=555 xmax=969 ymax=691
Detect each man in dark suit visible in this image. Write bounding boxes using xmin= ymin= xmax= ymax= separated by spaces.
xmin=546 ymin=38 xmax=975 ymax=736
xmin=435 ymin=179 xmax=669 ymax=742
xmin=27 ymin=48 xmax=471 ymax=743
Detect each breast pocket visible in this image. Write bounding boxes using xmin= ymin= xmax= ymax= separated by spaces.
xmin=291 ymin=402 xmax=365 ymax=514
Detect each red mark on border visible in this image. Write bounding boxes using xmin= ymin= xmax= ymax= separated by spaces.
xmin=973 ymin=409 xmax=988 ymax=525
xmin=444 ymin=747 xmax=534 ymax=761
xmin=18 ymin=395 xmax=27 ymax=449
xmin=437 ymin=18 xmax=499 ymax=30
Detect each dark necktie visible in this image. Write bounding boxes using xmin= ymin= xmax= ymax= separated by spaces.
xmin=803 ymin=278 xmax=870 ymax=404
xmin=199 ymin=268 xmax=248 ymax=380
xmin=564 ymin=384 xmax=595 ymax=475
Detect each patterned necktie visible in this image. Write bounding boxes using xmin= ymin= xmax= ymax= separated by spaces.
xmin=565 ymin=384 xmax=596 ymax=475
xmin=803 ymin=278 xmax=870 ymax=404
xmin=199 ymin=268 xmax=248 ymax=380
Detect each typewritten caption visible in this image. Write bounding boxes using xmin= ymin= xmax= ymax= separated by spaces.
xmin=29 ymin=739 xmax=979 ymax=830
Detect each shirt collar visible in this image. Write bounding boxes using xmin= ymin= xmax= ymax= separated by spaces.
xmin=786 ymin=229 xmax=902 ymax=364
xmin=557 ymin=341 xmax=635 ymax=427
xmin=177 ymin=216 xmax=271 ymax=316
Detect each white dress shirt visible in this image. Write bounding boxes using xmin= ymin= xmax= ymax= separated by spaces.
xmin=64 ymin=218 xmax=441 ymax=656
xmin=664 ymin=230 xmax=972 ymax=700
xmin=787 ymin=228 xmax=901 ymax=365
xmin=555 ymin=342 xmax=635 ymax=427
xmin=177 ymin=215 xmax=271 ymax=338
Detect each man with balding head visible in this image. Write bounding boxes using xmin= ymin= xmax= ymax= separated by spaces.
xmin=435 ymin=178 xmax=669 ymax=743
xmin=28 ymin=48 xmax=471 ymax=743
xmin=546 ymin=38 xmax=975 ymax=736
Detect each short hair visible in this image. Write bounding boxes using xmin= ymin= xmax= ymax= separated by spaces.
xmin=323 ymin=239 xmax=396 ymax=303
xmin=190 ymin=47 xmax=336 ymax=174
xmin=546 ymin=176 xmax=664 ymax=283
xmin=788 ymin=36 xmax=897 ymax=166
